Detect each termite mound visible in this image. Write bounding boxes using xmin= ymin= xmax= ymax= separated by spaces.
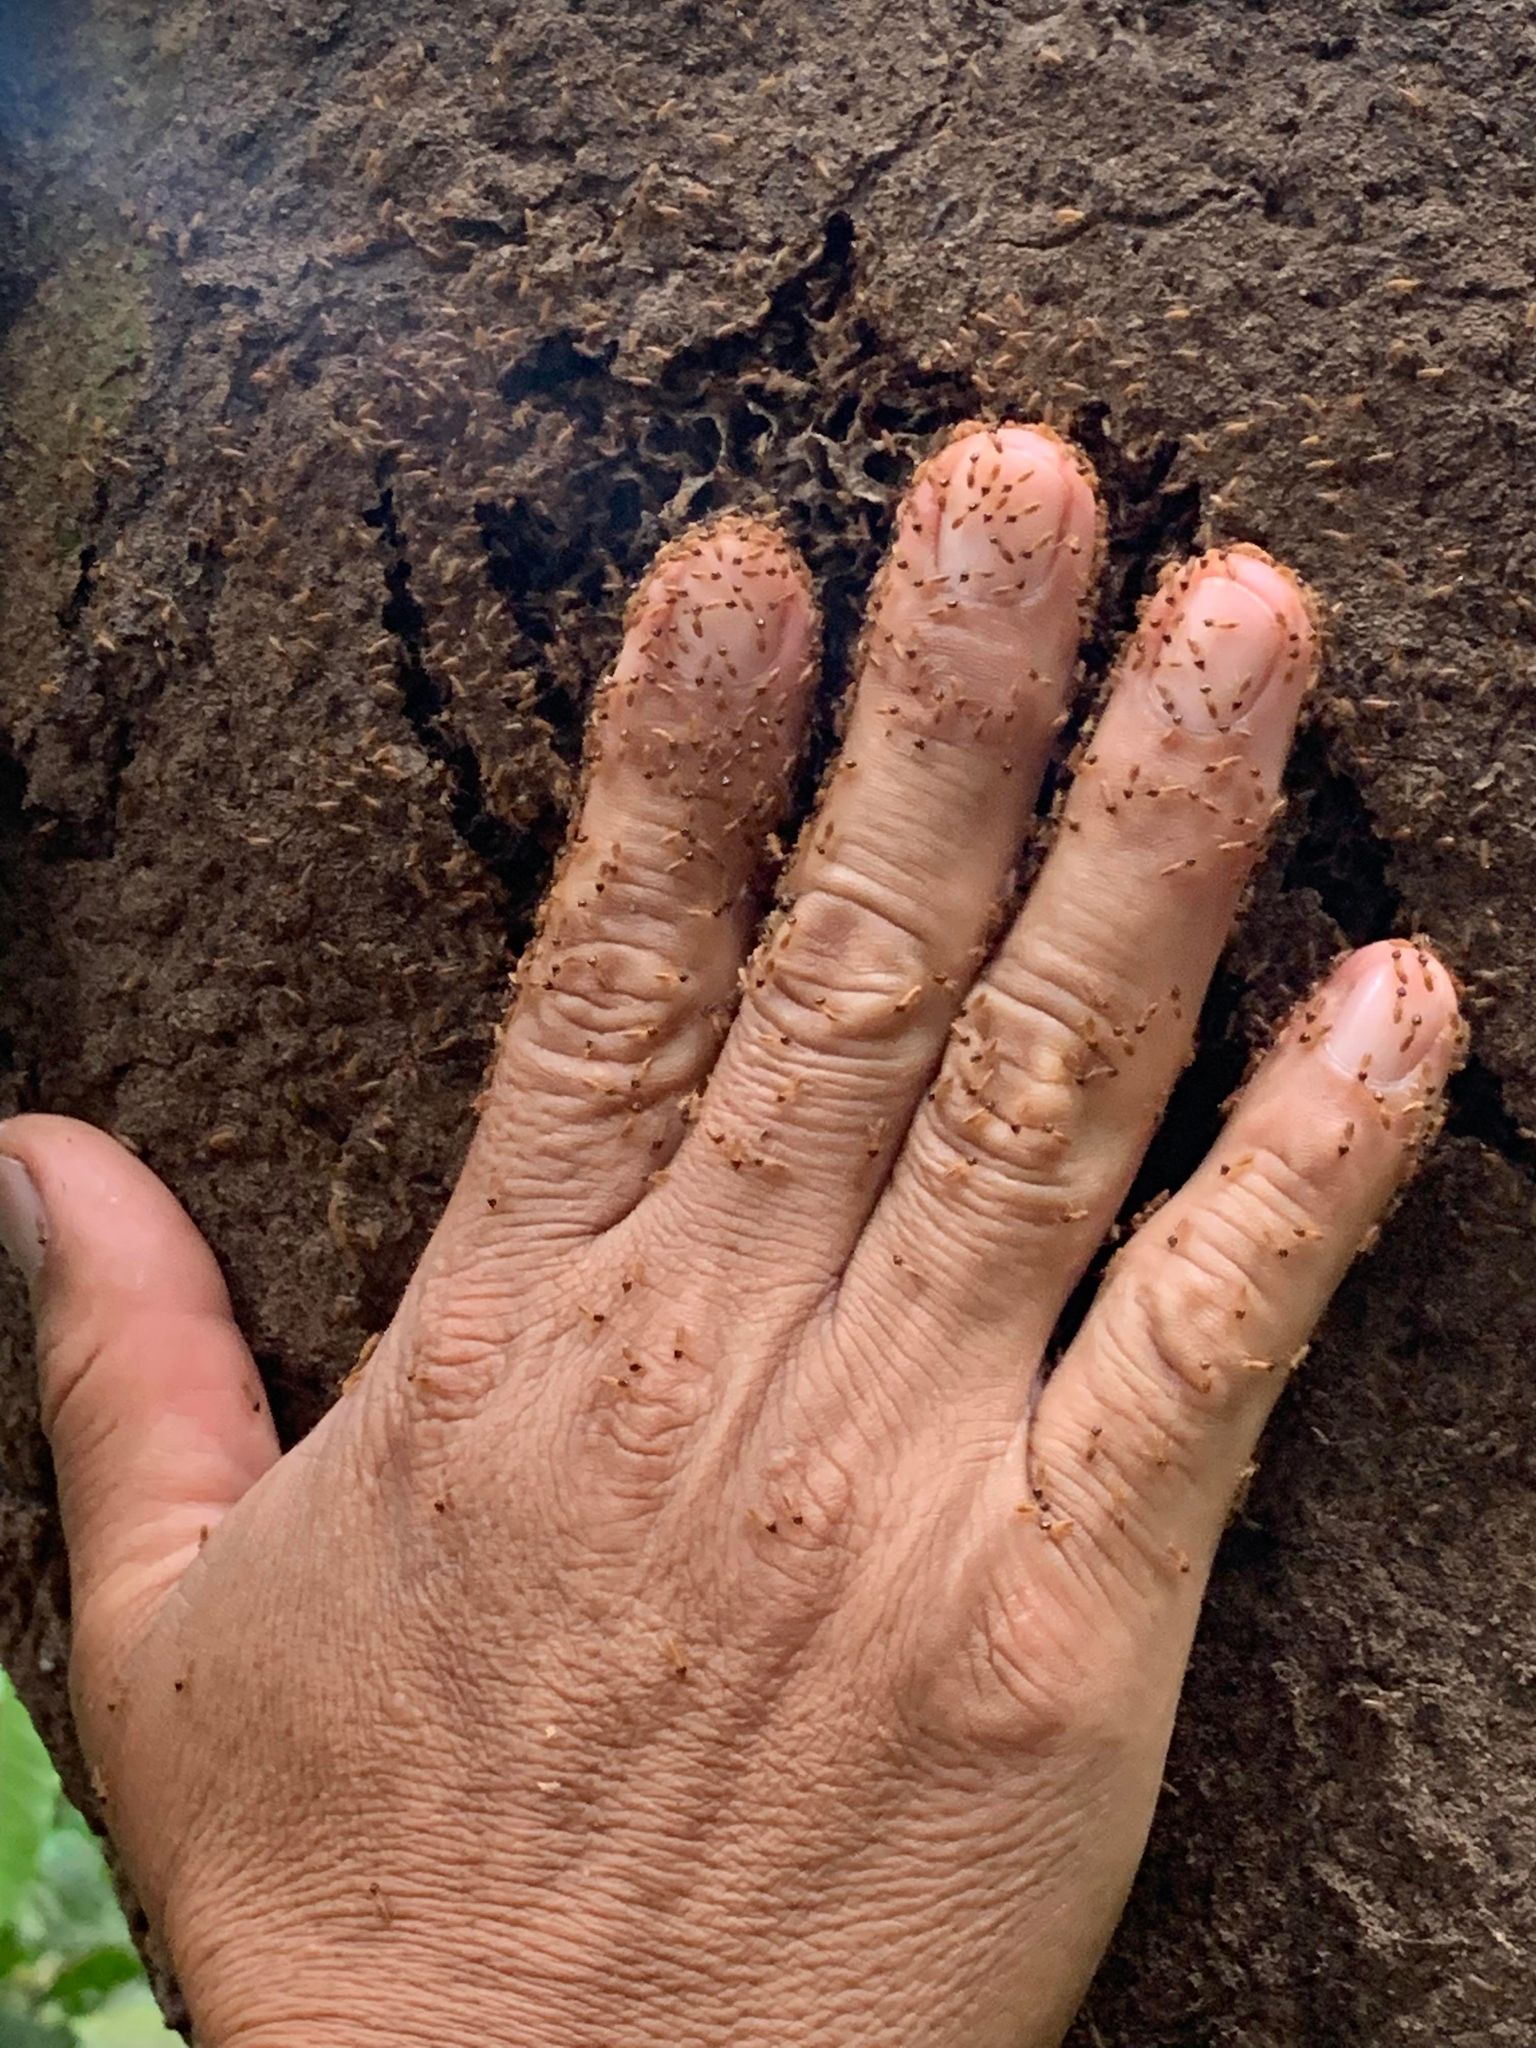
xmin=368 ymin=212 xmax=1214 ymax=942
xmin=5 ymin=3 xmax=1536 ymax=2040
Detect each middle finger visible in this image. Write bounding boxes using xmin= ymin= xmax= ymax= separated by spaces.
xmin=650 ymin=422 xmax=1099 ymax=1284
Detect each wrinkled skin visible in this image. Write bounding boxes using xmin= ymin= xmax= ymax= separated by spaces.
xmin=0 ymin=424 xmax=1462 ymax=2047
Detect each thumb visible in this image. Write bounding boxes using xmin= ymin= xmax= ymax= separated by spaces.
xmin=0 ymin=1115 xmax=279 ymax=1685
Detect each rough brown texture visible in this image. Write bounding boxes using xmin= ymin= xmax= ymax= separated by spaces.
xmin=1 ymin=1 xmax=1533 ymax=2040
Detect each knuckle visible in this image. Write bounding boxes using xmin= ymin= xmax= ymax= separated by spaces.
xmin=1077 ymin=720 xmax=1274 ymax=867
xmin=902 ymin=1563 xmax=1137 ymax=1762
xmin=917 ymin=1055 xmax=1076 ymax=1198
xmin=521 ymin=932 xmax=700 ymax=1056
xmin=555 ymin=1289 xmax=728 ymax=1512
xmin=37 ymin=1321 xmax=111 ymax=1447
xmin=908 ymin=954 xmax=1136 ymax=1220
xmin=399 ymin=1263 xmax=523 ymax=1426
xmin=746 ymin=879 xmax=936 ymax=1055
xmin=1079 ymin=1178 xmax=1314 ymax=1476
xmin=1117 ymin=1142 xmax=1337 ymax=1380
xmin=504 ymin=932 xmax=727 ymax=1122
xmin=731 ymin=1491 xmax=859 ymax=1642
xmin=1211 ymin=1140 xmax=1340 ymax=1251
xmin=864 ymin=615 xmax=1064 ymax=750
xmin=724 ymin=1385 xmax=869 ymax=1628
xmin=573 ymin=1347 xmax=712 ymax=1489
xmin=985 ymin=942 xmax=1151 ymax=1095
xmin=750 ymin=1421 xmax=862 ymax=1549
xmin=1102 ymin=1253 xmax=1242 ymax=1411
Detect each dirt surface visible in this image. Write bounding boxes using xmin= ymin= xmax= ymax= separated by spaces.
xmin=1 ymin=0 xmax=1533 ymax=2039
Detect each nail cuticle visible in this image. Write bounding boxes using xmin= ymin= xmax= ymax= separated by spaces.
xmin=1320 ymin=942 xmax=1460 ymax=1089
xmin=909 ymin=428 xmax=1089 ymax=607
xmin=0 ymin=1154 xmax=47 ymax=1284
xmin=1149 ymin=576 xmax=1292 ymax=738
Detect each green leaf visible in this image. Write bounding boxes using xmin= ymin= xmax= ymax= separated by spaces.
xmin=73 ymin=1983 xmax=181 ymax=2046
xmin=45 ymin=1947 xmax=140 ymax=2017
xmin=0 ymin=1678 xmax=57 ymax=1929
xmin=0 ymin=1996 xmax=73 ymax=2048
xmin=24 ymin=1829 xmax=129 ymax=1965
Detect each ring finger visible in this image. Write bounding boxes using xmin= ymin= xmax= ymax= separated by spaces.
xmin=849 ymin=545 xmax=1318 ymax=1350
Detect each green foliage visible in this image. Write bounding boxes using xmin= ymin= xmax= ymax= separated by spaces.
xmin=0 ymin=1674 xmax=178 ymax=2048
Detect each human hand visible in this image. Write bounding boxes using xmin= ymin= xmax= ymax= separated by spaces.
xmin=0 ymin=423 xmax=1462 ymax=2047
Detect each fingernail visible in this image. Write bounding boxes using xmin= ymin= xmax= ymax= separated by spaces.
xmin=0 ymin=1155 xmax=47 ymax=1283
xmin=900 ymin=424 xmax=1094 ymax=603
xmin=1323 ymin=940 xmax=1460 ymax=1086
xmin=1148 ymin=550 xmax=1314 ymax=772
xmin=639 ymin=516 xmax=813 ymax=685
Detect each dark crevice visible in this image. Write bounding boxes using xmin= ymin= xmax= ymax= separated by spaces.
xmin=1275 ymin=727 xmax=1536 ymax=1178
xmin=469 ymin=211 xmax=990 ymax=833
xmin=372 ymin=215 xmax=919 ymax=940
xmin=1282 ymin=727 xmax=1399 ymax=944
xmin=1073 ymin=406 xmax=1203 ymax=671
xmin=1268 ymin=729 xmax=1536 ymax=1182
xmin=47 ymin=470 xmax=224 ymax=865
xmin=499 ymin=331 xmax=617 ymax=405
xmin=20 ymin=265 xmax=202 ymax=862
xmin=0 ymin=742 xmax=30 ymax=844
xmin=443 ymin=213 xmax=526 ymax=249
xmin=366 ymin=479 xmax=547 ymax=921
xmin=1038 ymin=406 xmax=1204 ymax=831
xmin=474 ymin=495 xmax=595 ymax=752
xmin=94 ymin=713 xmax=132 ymax=862
xmin=1446 ymin=1055 xmax=1536 ymax=1175
xmin=7 ymin=709 xmax=129 ymax=865
xmin=57 ymin=543 xmax=99 ymax=630
xmin=0 ymin=244 xmax=40 ymax=341
xmin=1046 ymin=949 xmax=1255 ymax=1367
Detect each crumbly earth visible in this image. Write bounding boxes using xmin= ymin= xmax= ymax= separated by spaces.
xmin=1 ymin=1 xmax=1532 ymax=2039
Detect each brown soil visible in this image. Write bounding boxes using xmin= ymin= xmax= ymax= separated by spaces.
xmin=2 ymin=1 xmax=1533 ymax=2040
